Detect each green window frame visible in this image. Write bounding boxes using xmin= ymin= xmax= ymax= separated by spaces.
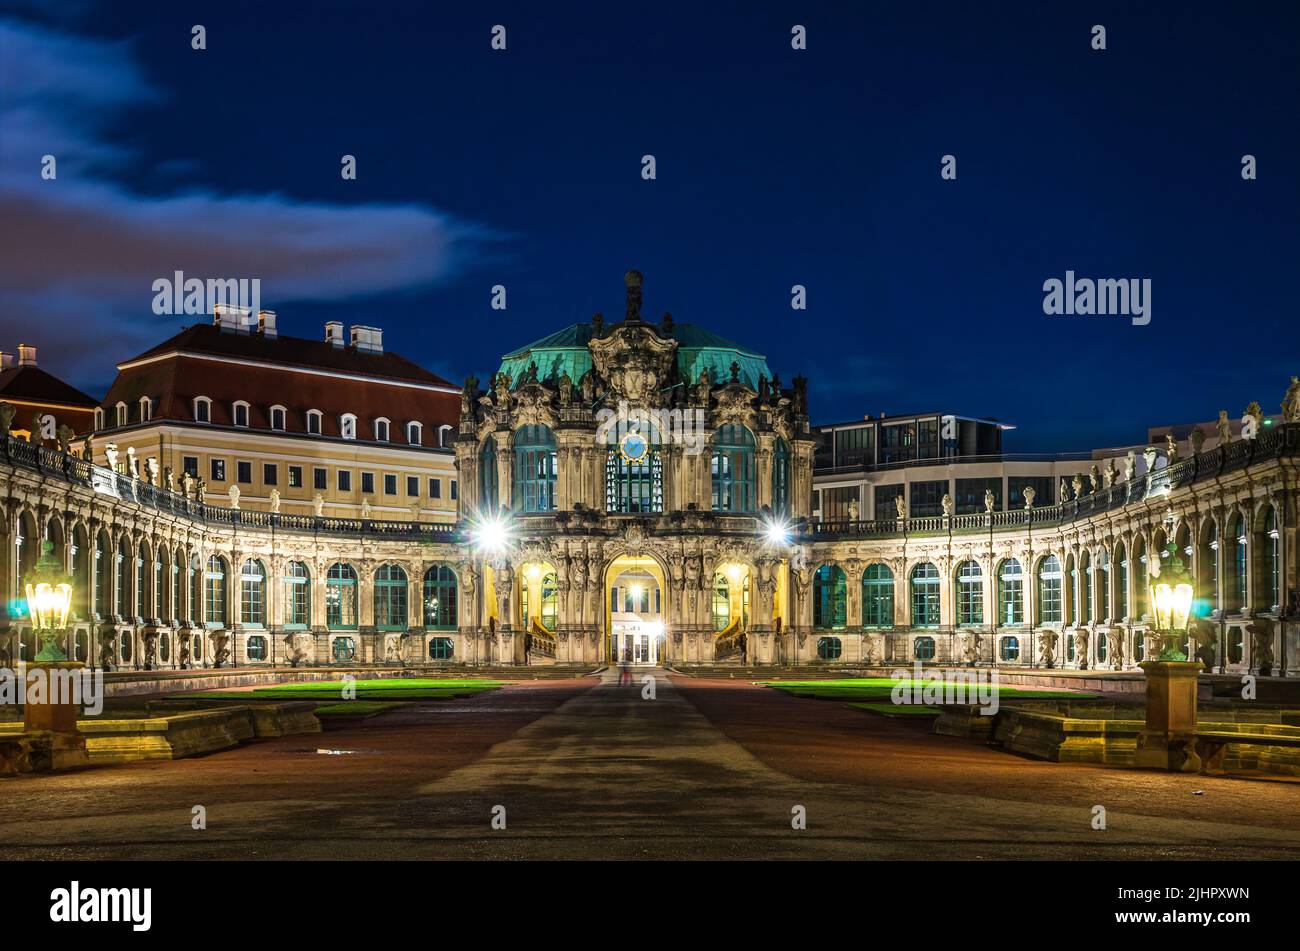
xmin=283 ymin=561 xmax=310 ymax=628
xmin=513 ymin=424 xmax=558 ymax=512
xmin=813 ymin=564 xmax=847 ymax=631
xmin=204 ymin=555 xmax=227 ymax=628
xmin=997 ymin=558 xmax=1023 ymax=625
xmin=711 ymin=574 xmax=731 ymax=631
xmin=375 ymin=563 xmax=408 ymax=631
xmin=913 ymin=635 xmax=936 ymax=660
xmin=422 ymin=564 xmax=458 ymax=630
xmin=999 ymin=636 xmax=1020 ymax=662
xmin=816 ymin=636 xmax=842 ymax=660
xmin=772 ymin=436 xmax=791 ymax=516
xmin=326 ymin=562 xmax=359 ymax=630
xmin=1263 ymin=506 xmax=1280 ymax=610
xmin=710 ymin=424 xmax=756 ymax=514
xmin=1115 ymin=544 xmax=1130 ymax=619
xmin=479 ymin=436 xmax=499 ymax=511
xmin=861 ymin=563 xmax=894 ymax=627
xmin=240 ymin=559 xmax=266 ymax=627
xmin=956 ymin=560 xmax=983 ymax=627
xmin=428 ymin=637 xmax=455 ymax=660
xmin=911 ymin=562 xmax=940 ymax=628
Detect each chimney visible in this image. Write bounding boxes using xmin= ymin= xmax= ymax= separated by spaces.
xmin=0 ymin=351 xmax=12 ymax=369
xmin=325 ymin=321 xmax=344 ymax=348
xmin=349 ymin=325 xmax=384 ymax=354
xmin=17 ymin=344 xmax=37 ymax=367
xmin=214 ymin=303 xmax=252 ymax=334
xmin=257 ymin=310 xmax=278 ymax=339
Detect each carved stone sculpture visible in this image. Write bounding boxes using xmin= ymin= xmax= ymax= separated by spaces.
xmin=104 ymin=443 xmax=119 ymax=471
xmin=313 ymin=493 xmax=325 ymax=517
xmin=1247 ymin=619 xmax=1274 ymax=675
xmin=1059 ymin=479 xmax=1070 ymax=502
xmin=1189 ymin=428 xmax=1205 ymax=455
xmin=894 ymin=495 xmax=907 ymax=519
xmin=1142 ymin=446 xmax=1157 ymax=474
xmin=1071 ymin=473 xmax=1083 ymax=500
xmin=269 ymin=488 xmax=281 ymax=513
xmin=195 ymin=478 xmax=206 ymax=504
xmin=1164 ymin=432 xmax=1178 ymax=462
xmin=0 ymin=402 xmax=15 ymax=436
xmin=228 ymin=484 xmax=240 ymax=509
xmin=56 ymin=424 xmax=74 ymax=453
xmin=983 ymin=488 xmax=995 ymax=514
xmin=1122 ymin=449 xmax=1136 ymax=482
xmin=1216 ymin=410 xmax=1232 ymax=443
xmin=1023 ymin=485 xmax=1036 ymax=509
xmin=1284 ymin=375 xmax=1300 ymax=422
xmin=848 ymin=499 xmax=859 ymax=521
xmin=941 ymin=493 xmax=954 ymax=518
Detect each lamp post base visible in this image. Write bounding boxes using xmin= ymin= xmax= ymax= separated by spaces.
xmin=22 ymin=660 xmax=90 ymax=769
xmin=1135 ymin=660 xmax=1202 ymax=772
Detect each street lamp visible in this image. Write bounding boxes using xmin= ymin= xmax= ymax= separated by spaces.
xmin=25 ymin=540 xmax=73 ymax=661
xmin=1147 ymin=542 xmax=1193 ymax=660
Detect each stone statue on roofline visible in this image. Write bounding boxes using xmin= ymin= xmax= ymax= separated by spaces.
xmin=1216 ymin=410 xmax=1232 ymax=443
xmin=195 ymin=478 xmax=206 ymax=504
xmin=1071 ymin=473 xmax=1083 ymax=500
xmin=1102 ymin=458 xmax=1117 ymax=489
xmin=29 ymin=412 xmax=42 ymax=443
xmin=81 ymin=434 xmax=92 ymax=460
xmin=269 ymin=488 xmax=281 ymax=513
xmin=1122 ymin=449 xmax=1136 ymax=482
xmin=0 ymin=402 xmax=15 ymax=437
xmin=181 ymin=471 xmax=193 ymax=499
xmin=895 ymin=494 xmax=907 ymax=519
xmin=558 ymin=371 xmax=573 ymax=404
xmin=984 ymin=488 xmax=996 ymax=514
xmin=313 ymin=493 xmax=325 ymax=517
xmin=580 ymin=369 xmax=595 ymax=404
xmin=1283 ymin=375 xmax=1300 ymax=422
xmin=1087 ymin=464 xmax=1100 ymax=494
xmin=1164 ymin=432 xmax=1178 ymax=462
xmin=941 ymin=493 xmax=954 ymax=518
xmin=1189 ymin=428 xmax=1205 ymax=455
xmin=1244 ymin=401 xmax=1264 ymax=438
xmin=1142 ymin=446 xmax=1158 ymax=474
xmin=56 ymin=424 xmax=74 ymax=453
xmin=228 ymin=484 xmax=240 ymax=509
xmin=696 ymin=369 xmax=710 ymax=406
xmin=104 ymin=443 xmax=119 ymax=471
xmin=1023 ymin=485 xmax=1036 ymax=509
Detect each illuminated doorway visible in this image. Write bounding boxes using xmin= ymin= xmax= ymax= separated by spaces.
xmin=606 ymin=556 xmax=666 ymax=666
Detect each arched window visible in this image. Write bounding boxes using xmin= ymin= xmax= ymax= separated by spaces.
xmin=513 ymin=424 xmax=557 ymax=512
xmin=1132 ymin=536 xmax=1148 ymax=619
xmin=115 ymin=402 xmax=127 ymax=427
xmin=154 ymin=547 xmax=166 ymax=619
xmin=375 ymin=564 xmax=408 ymax=630
xmin=139 ymin=396 xmax=152 ymax=422
xmin=1000 ymin=636 xmax=1020 ymax=662
xmin=240 ymin=559 xmax=266 ymax=627
xmin=171 ymin=547 xmax=183 ymax=620
xmin=605 ymin=419 xmax=663 ymax=513
xmin=423 ymin=565 xmax=458 ymax=630
xmin=283 ymin=561 xmax=310 ymax=627
xmin=1227 ymin=514 xmax=1247 ymax=612
xmin=910 ymin=563 xmax=940 ymax=628
xmin=339 ymin=413 xmax=357 ymax=440
xmin=1115 ymin=542 xmax=1130 ymax=619
xmin=193 ymin=396 xmax=212 ymax=423
xmin=479 ymin=436 xmax=499 ymax=511
xmin=711 ymin=573 xmax=731 ymax=631
xmin=1198 ymin=522 xmax=1218 ymax=612
xmin=1097 ymin=548 xmax=1110 ymax=620
xmin=1079 ymin=551 xmax=1093 ymax=623
xmin=306 ymin=409 xmax=323 ymax=435
xmin=407 ymin=421 xmax=423 ymax=445
xmin=116 ymin=537 xmax=130 ymax=616
xmin=374 ymin=418 xmax=390 ymax=442
xmin=1262 ymin=506 xmax=1280 ymax=610
xmin=710 ymin=424 xmax=756 ymax=514
xmin=270 ymin=405 xmax=286 ymax=431
xmin=232 ymin=401 xmax=250 ymax=427
xmin=956 ymin=560 xmax=983 ymax=626
xmin=813 ymin=565 xmax=847 ymax=630
xmin=135 ymin=542 xmax=148 ymax=620
xmin=772 ymin=436 xmax=791 ymax=516
xmin=1038 ymin=555 xmax=1062 ymax=624
xmin=997 ymin=558 xmax=1024 ymax=625
xmin=326 ymin=563 xmax=359 ymax=630
xmin=539 ymin=571 xmax=559 ymax=631
xmin=204 ymin=555 xmax=227 ymax=627
xmin=861 ymin=564 xmax=894 ymax=627
xmin=93 ymin=531 xmax=109 ymax=617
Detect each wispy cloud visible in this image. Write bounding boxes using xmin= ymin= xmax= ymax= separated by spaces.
xmin=0 ymin=17 xmax=497 ymax=383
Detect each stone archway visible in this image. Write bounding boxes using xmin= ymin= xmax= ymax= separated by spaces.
xmin=604 ymin=554 xmax=668 ymax=665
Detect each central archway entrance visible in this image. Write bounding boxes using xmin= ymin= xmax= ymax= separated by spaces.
xmin=605 ymin=555 xmax=666 ymax=666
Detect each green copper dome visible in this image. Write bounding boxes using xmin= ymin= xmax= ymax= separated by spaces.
xmin=498 ymin=322 xmax=772 ymax=390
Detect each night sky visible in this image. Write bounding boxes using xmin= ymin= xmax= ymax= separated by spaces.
xmin=2 ymin=0 xmax=1296 ymax=451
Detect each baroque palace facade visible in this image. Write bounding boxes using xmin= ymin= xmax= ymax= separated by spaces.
xmin=0 ymin=272 xmax=1297 ymax=675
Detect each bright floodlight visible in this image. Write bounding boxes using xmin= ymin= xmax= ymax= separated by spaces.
xmin=764 ymin=517 xmax=791 ymax=546
xmin=471 ymin=511 xmax=512 ymax=555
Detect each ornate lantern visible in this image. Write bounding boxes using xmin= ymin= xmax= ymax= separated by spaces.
xmin=1147 ymin=542 xmax=1193 ymax=661
xmin=24 ymin=540 xmax=74 ymax=661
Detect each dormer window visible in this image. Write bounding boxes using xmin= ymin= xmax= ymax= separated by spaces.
xmin=406 ymin=421 xmax=423 ymax=445
xmin=340 ymin=413 xmax=357 ymax=440
xmin=193 ymin=397 xmax=212 ymax=423
xmin=139 ymin=397 xmax=152 ymax=422
xmin=438 ymin=424 xmax=453 ymax=448
xmin=374 ymin=418 xmax=390 ymax=442
xmin=94 ymin=407 xmax=105 ymax=431
xmin=115 ymin=402 xmax=128 ymax=427
xmin=306 ymin=409 xmax=322 ymax=435
xmin=233 ymin=401 xmax=250 ymax=427
xmin=270 ymin=405 xmax=287 ymax=431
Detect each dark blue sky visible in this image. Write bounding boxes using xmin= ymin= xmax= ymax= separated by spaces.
xmin=2 ymin=0 xmax=1297 ymax=450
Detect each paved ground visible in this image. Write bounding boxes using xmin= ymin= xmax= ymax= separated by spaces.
xmin=4 ymin=670 xmax=1299 ymax=860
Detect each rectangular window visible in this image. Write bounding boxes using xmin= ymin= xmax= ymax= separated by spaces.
xmin=210 ymin=459 xmax=226 ymax=482
xmin=406 ymin=476 xmax=419 ymax=497
xmin=314 ymin=467 xmax=327 ymax=490
xmin=384 ymin=474 xmax=398 ymax=495
xmin=874 ymin=484 xmax=905 ymax=520
xmin=833 ymin=426 xmax=874 ymax=469
xmin=429 ymin=478 xmax=441 ymax=499
xmin=288 ymin=465 xmax=303 ymax=488
xmin=909 ymin=480 xmax=948 ymax=517
xmin=361 ymin=472 xmax=375 ymax=494
xmin=820 ymin=486 xmax=860 ymax=522
xmin=1007 ymin=476 xmax=1055 ymax=509
xmin=338 ymin=470 xmax=352 ymax=492
xmin=237 ymin=461 xmax=252 ymax=484
xmin=183 ymin=456 xmax=199 ymax=478
xmin=263 ymin=463 xmax=278 ymax=486
xmin=954 ymin=478 xmax=1001 ymax=515
xmin=450 ymin=480 xmax=457 ymax=500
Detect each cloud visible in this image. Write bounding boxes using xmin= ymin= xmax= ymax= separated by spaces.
xmin=0 ymin=18 xmax=497 ymax=382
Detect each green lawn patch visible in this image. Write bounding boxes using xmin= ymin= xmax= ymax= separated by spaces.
xmin=760 ymin=679 xmax=1096 ymax=703
xmin=313 ymin=700 xmax=410 ymax=718
xmin=171 ymin=678 xmax=507 ymax=703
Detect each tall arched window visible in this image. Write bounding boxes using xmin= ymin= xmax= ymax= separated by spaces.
xmin=240 ymin=559 xmax=266 ymax=627
xmin=94 ymin=531 xmax=109 ymax=617
xmin=116 ymin=537 xmax=131 ymax=616
xmin=375 ymin=564 xmax=408 ymax=630
xmin=155 ymin=547 xmax=167 ymax=619
xmin=711 ymin=573 xmax=731 ymax=631
xmin=1115 ymin=542 xmax=1129 ymax=619
xmin=1037 ymin=555 xmax=1062 ymax=624
xmin=813 ymin=565 xmax=847 ymax=630
xmin=606 ymin=419 xmax=663 ymax=513
xmin=772 ymin=436 xmax=791 ymax=516
xmin=1227 ymin=514 xmax=1247 ymax=612
xmin=1262 ymin=506 xmax=1280 ymax=611
xmin=910 ymin=562 xmax=940 ymax=628
xmin=861 ymin=564 xmax=894 ymax=627
xmin=423 ymin=565 xmax=458 ymax=630
xmin=997 ymin=558 xmax=1023 ymax=625
xmin=711 ymin=424 xmax=757 ymax=514
xmin=1079 ymin=551 xmax=1093 ymax=623
xmin=1132 ymin=536 xmax=1148 ymax=619
xmin=204 ymin=555 xmax=227 ymax=627
xmin=478 ymin=436 xmax=499 ymax=511
xmin=1199 ymin=521 xmax=1218 ymax=612
xmin=539 ymin=571 xmax=559 ymax=631
xmin=513 ymin=424 xmax=557 ymax=512
xmin=326 ymin=563 xmax=359 ymax=630
xmin=283 ymin=561 xmax=310 ymax=627
xmin=135 ymin=542 xmax=148 ymax=620
xmin=956 ymin=560 xmax=983 ymax=626
xmin=1097 ymin=548 xmax=1110 ymax=620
